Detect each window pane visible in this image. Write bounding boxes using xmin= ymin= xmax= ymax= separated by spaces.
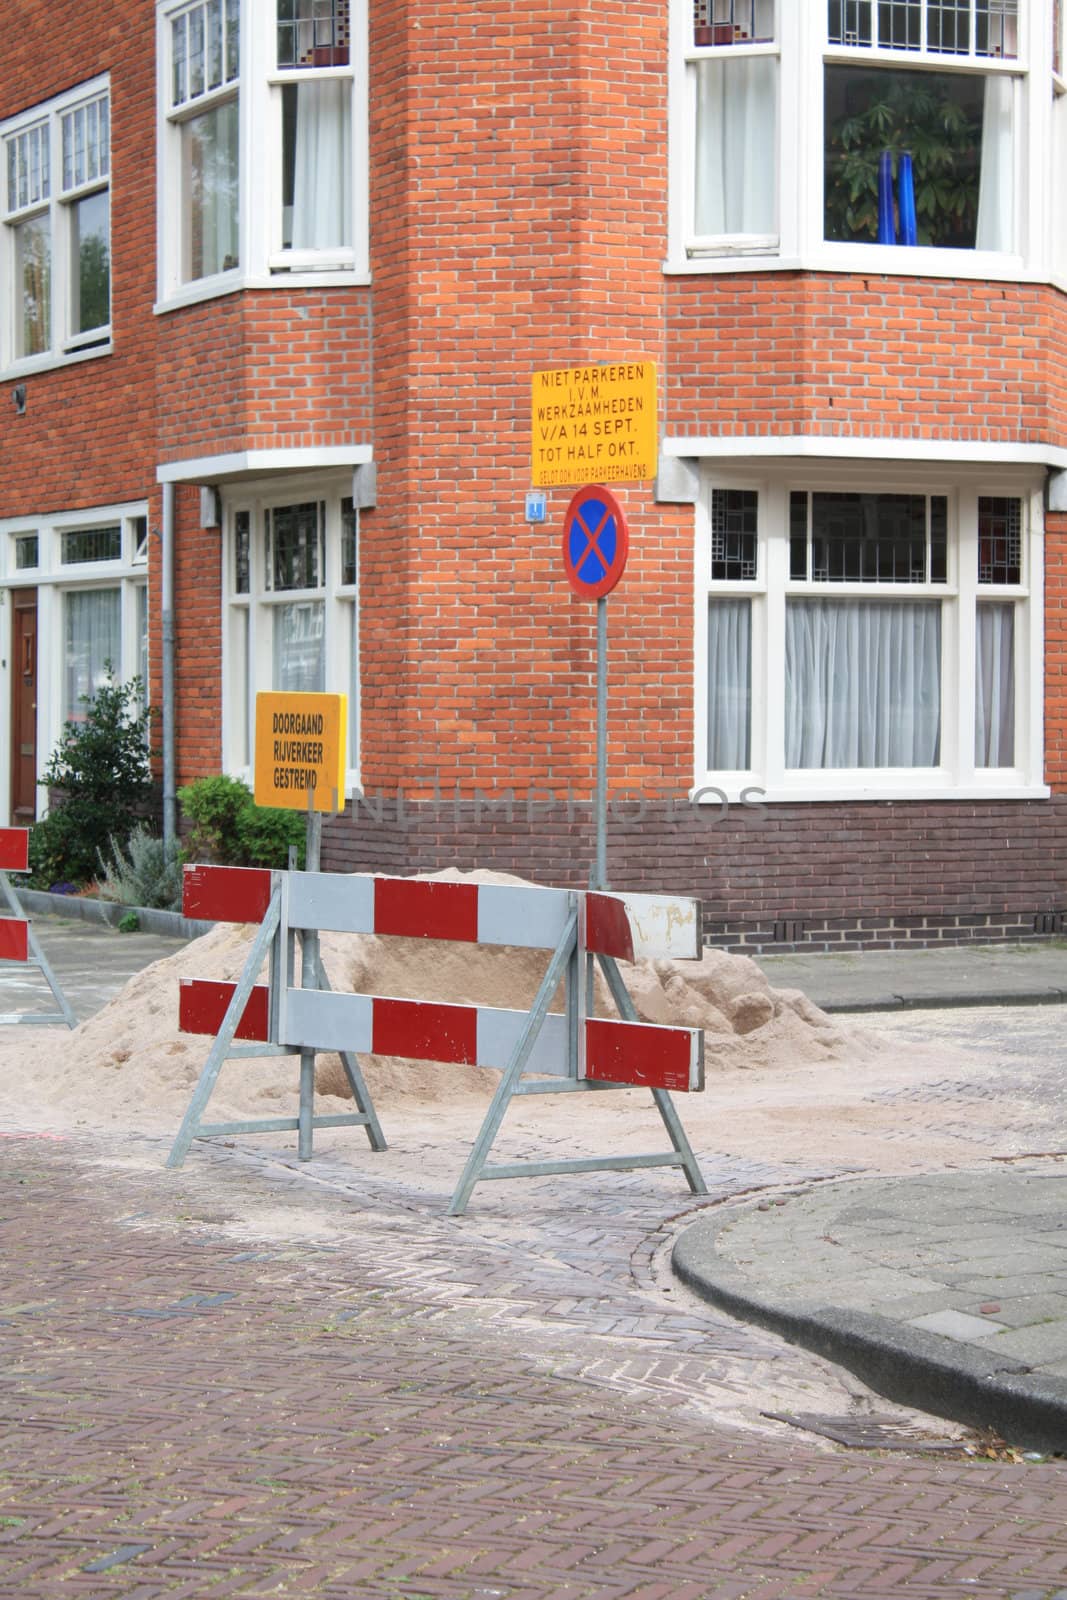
xmin=711 ymin=489 xmax=758 ymax=580
xmin=65 ymin=588 xmax=121 ymax=719
xmin=234 ymin=509 xmax=251 ymax=593
xmin=273 ymin=599 xmax=325 ymax=691
xmin=15 ymin=534 xmax=38 ymax=569
xmin=824 ymin=64 xmax=1014 ymax=250
xmin=785 ymin=599 xmax=941 ymax=767
xmin=62 ymin=525 xmax=121 ymax=563
xmin=341 ymin=497 xmax=357 ymax=585
xmin=270 ymin=502 xmax=321 ymax=589
xmin=181 ymin=99 xmax=239 ymax=280
xmin=810 ymin=491 xmax=930 ymax=581
xmin=137 ymin=584 xmax=149 ymax=697
xmin=978 ymin=495 xmax=1022 ymax=583
xmin=789 ymin=490 xmax=808 ymax=580
xmin=708 ymin=598 xmax=751 ymax=769
xmin=71 ymin=189 xmax=110 ymax=334
xmin=976 ymin=602 xmax=1014 ymax=766
xmin=277 ymin=0 xmax=351 ymax=67
xmin=14 ymin=214 xmax=51 ymax=357
xmin=281 ymin=79 xmax=352 ymax=249
xmin=694 ymin=55 xmax=777 ymax=236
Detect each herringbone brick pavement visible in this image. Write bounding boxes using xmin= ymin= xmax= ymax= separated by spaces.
xmin=2 ymin=1134 xmax=1067 ymax=1598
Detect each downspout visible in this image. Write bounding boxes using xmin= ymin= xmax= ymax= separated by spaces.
xmin=161 ymin=480 xmax=177 ymax=848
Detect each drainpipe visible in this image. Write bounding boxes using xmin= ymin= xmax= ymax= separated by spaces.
xmin=161 ymin=480 xmax=177 ymax=848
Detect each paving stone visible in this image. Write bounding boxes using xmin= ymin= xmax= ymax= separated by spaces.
xmin=906 ymin=1309 xmax=1007 ymax=1341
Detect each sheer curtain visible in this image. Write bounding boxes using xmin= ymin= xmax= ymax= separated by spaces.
xmin=707 ymin=599 xmax=751 ymax=769
xmin=274 ymin=599 xmax=325 ymax=692
xmin=694 ymin=56 xmax=777 ymax=237
xmin=65 ymin=588 xmax=121 ymax=719
xmin=785 ymin=600 xmax=941 ymax=768
xmin=975 ymin=73 xmax=1014 ymax=252
xmin=291 ymin=80 xmax=352 ymax=250
xmin=975 ymin=603 xmax=1015 ymax=767
xmin=184 ymin=100 xmax=239 ymax=279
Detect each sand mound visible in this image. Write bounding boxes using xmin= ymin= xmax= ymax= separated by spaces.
xmin=5 ymin=871 xmax=873 ymax=1130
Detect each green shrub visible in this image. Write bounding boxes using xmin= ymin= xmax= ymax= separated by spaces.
xmin=28 ymin=672 xmax=154 ymax=889
xmin=117 ymin=911 xmax=140 ymax=934
xmin=178 ymin=775 xmax=306 ymax=870
xmin=97 ymin=823 xmax=184 ymax=912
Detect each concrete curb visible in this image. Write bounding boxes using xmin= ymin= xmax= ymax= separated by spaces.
xmin=672 ymin=1199 xmax=1067 ymax=1454
xmin=12 ymin=888 xmax=212 ymax=942
xmin=821 ymin=987 xmax=1067 ymax=1013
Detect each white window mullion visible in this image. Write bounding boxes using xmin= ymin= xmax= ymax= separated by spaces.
xmin=762 ymin=483 xmax=788 ymax=791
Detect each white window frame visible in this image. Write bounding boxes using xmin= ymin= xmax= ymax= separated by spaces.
xmin=156 ymin=0 xmax=369 ymax=312
xmin=0 ymin=504 xmax=148 ymax=825
xmin=221 ymin=475 xmax=360 ymax=792
xmin=693 ymin=462 xmax=1047 ymax=802
xmin=0 ymin=76 xmax=111 ymax=377
xmin=669 ymin=0 xmax=1062 ymax=284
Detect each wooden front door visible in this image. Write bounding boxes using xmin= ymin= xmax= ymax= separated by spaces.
xmin=10 ymin=590 xmax=38 ymax=824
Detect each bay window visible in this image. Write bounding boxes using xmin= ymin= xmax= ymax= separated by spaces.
xmin=2 ymin=80 xmax=110 ymax=372
xmin=697 ymin=473 xmax=1044 ymax=798
xmin=224 ymin=484 xmax=359 ymax=786
xmin=671 ymin=0 xmax=1060 ymax=274
xmin=158 ymin=0 xmax=366 ymax=303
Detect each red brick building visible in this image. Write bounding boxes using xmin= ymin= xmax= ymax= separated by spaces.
xmin=2 ymin=0 xmax=1065 ymax=949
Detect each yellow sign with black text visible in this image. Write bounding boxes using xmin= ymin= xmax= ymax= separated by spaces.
xmin=531 ymin=361 xmax=657 ymax=488
xmin=254 ymin=692 xmax=347 ymax=814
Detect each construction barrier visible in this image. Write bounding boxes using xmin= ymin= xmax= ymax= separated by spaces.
xmin=170 ymin=865 xmax=708 ymax=1213
xmin=0 ymin=829 xmax=77 ymax=1029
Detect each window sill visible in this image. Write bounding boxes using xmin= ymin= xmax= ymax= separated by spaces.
xmin=666 ymin=248 xmax=1036 ymax=285
xmin=1 ymin=341 xmax=113 ymax=382
xmin=691 ymin=779 xmax=1051 ymax=804
xmin=155 ymin=268 xmax=371 ymax=315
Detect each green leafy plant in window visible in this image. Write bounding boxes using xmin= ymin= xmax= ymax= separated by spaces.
xmin=824 ymin=67 xmax=984 ymax=248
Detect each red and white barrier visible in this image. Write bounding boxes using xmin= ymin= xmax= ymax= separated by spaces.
xmin=0 ymin=827 xmax=77 ymax=1028
xmin=171 ymin=864 xmax=708 ymax=1208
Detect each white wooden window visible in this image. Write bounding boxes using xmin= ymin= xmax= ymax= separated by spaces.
xmin=0 ymin=505 xmax=148 ymax=822
xmin=223 ymin=480 xmax=359 ymax=787
xmin=695 ymin=466 xmax=1046 ymax=801
xmin=670 ymin=0 xmax=1064 ymax=278
xmin=1 ymin=80 xmax=110 ymax=373
xmin=157 ymin=0 xmax=367 ymax=307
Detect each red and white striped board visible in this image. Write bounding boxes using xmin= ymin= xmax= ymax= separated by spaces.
xmin=0 ymin=829 xmax=29 ymax=875
xmin=179 ymin=978 xmax=271 ymax=1042
xmin=585 ymin=891 xmax=701 ymax=963
xmin=183 ymin=864 xmax=274 ymax=924
xmin=0 ymin=920 xmax=29 ymax=963
xmin=283 ymin=871 xmax=574 ymax=951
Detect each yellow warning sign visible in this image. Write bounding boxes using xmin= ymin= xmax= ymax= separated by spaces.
xmin=531 ymin=362 xmax=657 ymax=488
xmin=254 ymin=692 xmax=347 ymax=814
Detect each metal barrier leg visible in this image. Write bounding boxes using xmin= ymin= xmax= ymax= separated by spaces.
xmin=596 ymin=951 xmax=707 ymax=1197
xmin=315 ymin=962 xmax=388 ymax=1152
xmin=447 ymin=910 xmax=578 ymax=1218
xmin=166 ymin=890 xmax=282 ymax=1169
xmin=0 ymin=872 xmax=77 ymax=1029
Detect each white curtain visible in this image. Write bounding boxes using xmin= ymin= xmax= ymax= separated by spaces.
xmin=975 ymin=73 xmax=1014 ymax=252
xmin=184 ymin=99 xmax=239 ymax=279
xmin=291 ymin=79 xmax=352 ymax=250
xmin=707 ymin=599 xmax=751 ymax=769
xmin=785 ymin=600 xmax=941 ymax=768
xmin=975 ymin=603 xmax=1015 ymax=767
xmin=694 ymin=56 xmax=777 ymax=237
xmin=274 ymin=599 xmax=325 ymax=692
xmin=65 ymin=588 xmax=121 ymax=719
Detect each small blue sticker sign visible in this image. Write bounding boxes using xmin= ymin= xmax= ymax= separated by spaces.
xmin=561 ymin=485 xmax=629 ymax=601
xmin=525 ymin=490 xmax=547 ymax=524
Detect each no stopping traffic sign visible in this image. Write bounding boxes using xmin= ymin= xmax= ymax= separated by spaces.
xmin=562 ymin=485 xmax=629 ymax=601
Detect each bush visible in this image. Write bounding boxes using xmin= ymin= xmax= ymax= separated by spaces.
xmin=28 ymin=672 xmax=153 ymax=889
xmin=97 ymin=823 xmax=184 ymax=912
xmin=178 ymin=775 xmax=306 ymax=870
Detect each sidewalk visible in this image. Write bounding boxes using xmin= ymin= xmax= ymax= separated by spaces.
xmin=756 ymin=940 xmax=1067 ymax=1012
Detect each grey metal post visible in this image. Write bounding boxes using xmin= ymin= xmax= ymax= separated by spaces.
xmin=161 ymin=481 xmax=177 ymax=849
xmin=297 ymin=807 xmax=323 ymax=1160
xmin=595 ymin=595 xmax=608 ymax=891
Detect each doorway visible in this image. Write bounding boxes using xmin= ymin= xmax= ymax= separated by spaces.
xmin=10 ymin=589 xmax=38 ymax=825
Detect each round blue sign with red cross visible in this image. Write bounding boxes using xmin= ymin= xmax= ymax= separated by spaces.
xmin=561 ymin=485 xmax=629 ymax=601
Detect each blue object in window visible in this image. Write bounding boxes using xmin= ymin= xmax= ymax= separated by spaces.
xmin=877 ymin=151 xmax=896 ymax=245
xmin=898 ymin=152 xmax=917 ymax=246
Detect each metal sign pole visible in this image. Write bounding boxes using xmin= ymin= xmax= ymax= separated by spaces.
xmin=595 ymin=595 xmax=608 ymax=893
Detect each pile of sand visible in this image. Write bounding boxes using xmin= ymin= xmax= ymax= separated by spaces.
xmin=4 ymin=871 xmax=873 ymax=1131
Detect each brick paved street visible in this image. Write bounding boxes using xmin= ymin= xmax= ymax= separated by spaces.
xmin=3 ymin=1130 xmax=1067 ymax=1599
